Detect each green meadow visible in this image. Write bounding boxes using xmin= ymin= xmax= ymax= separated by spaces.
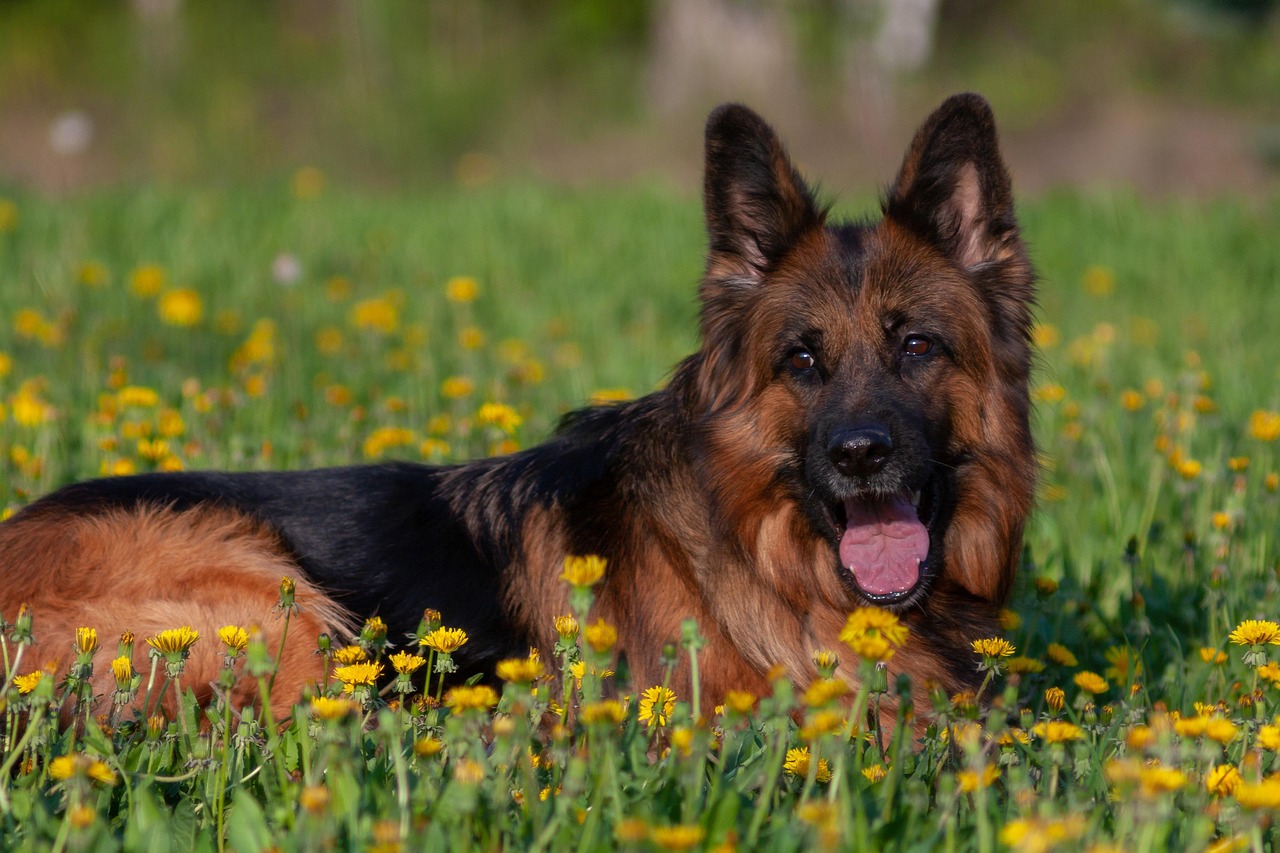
xmin=1 ymin=182 xmax=1279 ymax=851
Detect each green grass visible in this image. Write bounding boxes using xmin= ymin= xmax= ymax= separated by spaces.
xmin=1 ymin=184 xmax=1279 ymax=851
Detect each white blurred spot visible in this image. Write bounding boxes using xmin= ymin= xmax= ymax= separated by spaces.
xmin=49 ymin=111 xmax=94 ymax=156
xmin=272 ymin=253 xmax=302 ymax=285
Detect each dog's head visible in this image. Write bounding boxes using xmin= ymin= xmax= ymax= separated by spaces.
xmin=691 ymin=95 xmax=1036 ymax=615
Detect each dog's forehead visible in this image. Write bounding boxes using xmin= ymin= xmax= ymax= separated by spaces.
xmin=855 ymin=221 xmax=983 ymax=316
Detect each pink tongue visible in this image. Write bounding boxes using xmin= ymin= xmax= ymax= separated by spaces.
xmin=839 ymin=495 xmax=929 ymax=596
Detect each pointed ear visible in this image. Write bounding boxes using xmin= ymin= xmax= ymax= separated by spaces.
xmin=884 ymin=93 xmax=1024 ymax=273
xmin=703 ymin=104 xmax=823 ymax=281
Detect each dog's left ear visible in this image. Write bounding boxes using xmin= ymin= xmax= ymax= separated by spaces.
xmin=884 ymin=94 xmax=1026 ymax=276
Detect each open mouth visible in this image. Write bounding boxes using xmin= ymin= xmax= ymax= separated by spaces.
xmin=831 ymin=477 xmax=944 ymax=607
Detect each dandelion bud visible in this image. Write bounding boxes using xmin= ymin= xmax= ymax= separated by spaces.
xmin=554 ymin=615 xmax=579 ymax=640
xmin=275 ymin=575 xmax=298 ymax=614
xmin=10 ymin=602 xmax=33 ymax=643
xmin=1045 ymin=686 xmax=1066 ymax=712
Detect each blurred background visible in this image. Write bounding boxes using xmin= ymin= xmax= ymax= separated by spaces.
xmin=1 ymin=0 xmax=1278 ymax=198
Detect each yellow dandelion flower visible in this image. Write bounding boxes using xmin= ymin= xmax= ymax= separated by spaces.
xmin=783 ymin=747 xmax=832 ymax=783
xmin=999 ymin=817 xmax=1084 ymax=853
xmin=1033 ymin=720 xmax=1084 ymax=743
xmin=862 ymin=764 xmax=887 ymax=783
xmin=146 ymin=626 xmax=199 ymax=656
xmin=1249 ymin=410 xmax=1280 ymax=442
xmin=495 ymin=655 xmax=543 ymax=683
xmin=1230 ymin=619 xmax=1280 ymax=646
xmin=333 ymin=661 xmax=383 ymax=691
xmin=362 ymin=426 xmax=416 ymax=459
xmin=298 ymin=784 xmax=329 ymax=814
xmin=13 ymin=670 xmax=44 ymax=694
xmin=1199 ymin=647 xmax=1228 ymax=665
xmin=1033 ymin=383 xmax=1067 ymax=403
xmin=1120 ymin=390 xmax=1145 ymax=411
xmin=332 ymin=645 xmax=368 ymax=665
xmin=1174 ymin=714 xmax=1209 ymax=739
xmin=74 ymin=627 xmax=98 ymax=655
xmin=723 ymin=689 xmax=756 ymax=715
xmin=561 ymin=554 xmax=606 ymax=587
xmin=1236 ymin=777 xmax=1280 ymax=809
xmin=1268 ymin=472 xmax=1280 ymax=492
xmin=580 ymin=700 xmax=628 ymax=726
xmin=939 ymin=722 xmax=984 ymax=748
xmin=414 ymin=736 xmax=445 ymax=757
xmin=476 ymin=402 xmax=522 ymax=433
xmin=10 ymin=385 xmax=53 ymax=427
xmin=158 ymin=289 xmax=203 ymax=327
xmin=1207 ymin=764 xmax=1243 ymax=797
xmin=1176 ymin=458 xmax=1202 ymax=480
xmin=842 ymin=631 xmax=896 ymax=662
xmin=957 ymin=765 xmax=1001 ymax=793
xmin=1083 ymin=265 xmax=1114 ymax=296
xmin=802 ymin=677 xmax=850 ymax=708
xmin=1006 ymin=656 xmax=1046 ymax=675
xmin=1034 ymin=576 xmax=1059 ymax=595
xmin=445 ymin=684 xmax=499 ymax=714
xmin=445 ymin=276 xmax=479 ymax=303
xmin=315 ymin=327 xmax=344 ymax=355
xmin=420 ymin=627 xmax=468 ymax=654
xmin=389 ymin=651 xmax=427 ymax=675
xmin=310 ymin=696 xmax=360 ymax=720
xmin=0 ymin=198 xmax=16 ymax=232
xmin=350 ymin=297 xmax=399 ymax=334
xmin=1205 ymin=717 xmax=1239 ymax=744
xmin=419 ymin=438 xmax=450 ymax=458
xmin=1073 ymin=671 xmax=1108 ymax=694
xmin=117 ymin=385 xmax=159 ymax=408
xmin=217 ymin=625 xmax=248 ymax=653
xmin=554 ymin=614 xmax=579 ymax=640
xmin=1139 ymin=765 xmax=1187 ymax=796
xmin=1031 ymin=323 xmax=1059 ymax=348
xmin=111 ymin=656 xmax=133 ymax=687
xmin=458 ymin=326 xmax=485 ymax=350
xmin=840 ymin=607 xmax=909 ymax=647
xmin=1046 ymin=643 xmax=1078 ymax=667
xmin=1257 ymin=724 xmax=1280 ymax=750
xmin=1228 ymin=456 xmax=1250 ymax=472
xmin=452 ymin=758 xmax=486 ymax=785
xmin=129 ymin=265 xmax=165 ymax=298
xmin=441 ymin=376 xmax=474 ymax=399
xmin=997 ymin=728 xmax=1031 ymax=747
xmin=638 ymin=685 xmax=677 ymax=728
xmin=583 ymin=618 xmax=617 ymax=653
xmin=48 ymin=754 xmax=116 ymax=786
xmin=77 ymin=261 xmax=108 ymax=287
xmin=811 ymin=649 xmax=839 ymax=671
xmin=971 ymin=637 xmax=1016 ymax=658
xmin=800 ymin=709 xmax=845 ymax=740
xmin=649 ymin=824 xmax=705 ymax=852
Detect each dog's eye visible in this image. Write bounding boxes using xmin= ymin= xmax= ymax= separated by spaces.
xmin=789 ymin=350 xmax=817 ymax=372
xmin=902 ymin=336 xmax=933 ymax=357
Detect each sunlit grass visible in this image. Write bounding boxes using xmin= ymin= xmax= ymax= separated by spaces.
xmin=1 ymin=183 xmax=1279 ymax=850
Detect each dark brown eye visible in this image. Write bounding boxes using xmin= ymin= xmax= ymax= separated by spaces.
xmin=902 ymin=336 xmax=933 ymax=357
xmin=789 ymin=350 xmax=816 ymax=371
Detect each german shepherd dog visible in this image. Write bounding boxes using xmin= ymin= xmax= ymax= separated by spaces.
xmin=0 ymin=94 xmax=1035 ymax=721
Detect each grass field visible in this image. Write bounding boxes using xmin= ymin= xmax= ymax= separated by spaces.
xmin=1 ymin=182 xmax=1279 ymax=851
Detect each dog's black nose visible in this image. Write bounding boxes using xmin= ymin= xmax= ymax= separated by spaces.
xmin=828 ymin=426 xmax=893 ymax=478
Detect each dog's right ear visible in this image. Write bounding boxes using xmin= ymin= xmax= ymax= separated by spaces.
xmin=702 ymin=104 xmax=823 ymax=282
